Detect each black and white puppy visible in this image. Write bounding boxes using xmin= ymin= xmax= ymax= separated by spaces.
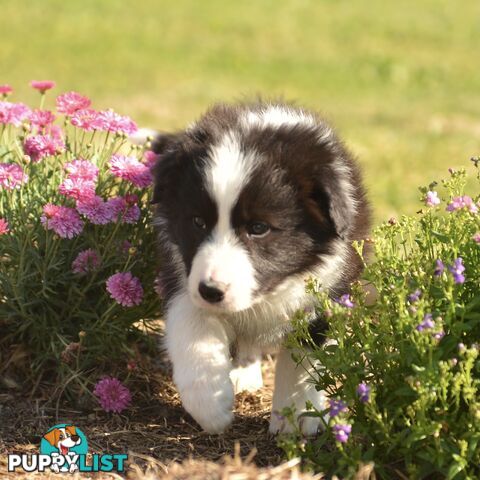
xmin=150 ymin=102 xmax=370 ymax=435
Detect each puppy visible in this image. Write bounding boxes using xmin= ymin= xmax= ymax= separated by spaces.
xmin=150 ymin=102 xmax=370 ymax=435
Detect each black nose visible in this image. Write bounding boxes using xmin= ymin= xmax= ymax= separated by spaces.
xmin=71 ymin=435 xmax=79 ymax=442
xmin=198 ymin=281 xmax=225 ymax=303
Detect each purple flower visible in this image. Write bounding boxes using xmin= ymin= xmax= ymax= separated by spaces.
xmin=110 ymin=154 xmax=152 ymax=188
xmin=446 ymin=195 xmax=478 ymax=214
xmin=40 ymin=204 xmax=84 ymax=239
xmin=449 ymin=258 xmax=465 ymax=284
xmin=0 ymin=163 xmax=28 ymax=190
xmin=106 ymin=272 xmax=143 ymax=307
xmin=332 ymin=424 xmax=352 ymax=443
xmin=434 ymin=259 xmax=444 ymax=277
xmin=416 ymin=313 xmax=435 ymax=332
xmin=93 ymin=377 xmax=131 ymax=413
xmin=425 ymin=191 xmax=441 ymax=207
xmin=408 ymin=289 xmax=422 ymax=303
xmin=329 ymin=399 xmax=347 ymax=417
xmin=72 ymin=249 xmax=101 ymax=275
xmin=336 ymin=294 xmax=354 ymax=308
xmin=433 ymin=330 xmax=445 ymax=341
xmin=356 ymin=383 xmax=370 ymax=403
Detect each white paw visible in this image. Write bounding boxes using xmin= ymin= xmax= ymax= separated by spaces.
xmin=51 ymin=464 xmax=60 ymax=474
xmin=269 ymin=406 xmax=324 ymax=436
xmin=69 ymin=463 xmax=78 ymax=473
xmin=230 ymin=360 xmax=263 ymax=393
xmin=179 ymin=378 xmax=234 ymax=434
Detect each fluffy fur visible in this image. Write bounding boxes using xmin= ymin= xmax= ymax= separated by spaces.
xmin=150 ymin=102 xmax=370 ymax=434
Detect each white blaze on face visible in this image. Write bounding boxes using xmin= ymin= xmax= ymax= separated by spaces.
xmin=188 ymin=132 xmax=258 ymax=312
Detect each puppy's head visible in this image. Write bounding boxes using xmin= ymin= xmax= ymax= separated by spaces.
xmin=152 ymin=103 xmax=367 ymax=311
xmin=43 ymin=426 xmax=81 ymax=453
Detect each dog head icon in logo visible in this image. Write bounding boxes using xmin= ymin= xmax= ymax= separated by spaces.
xmin=40 ymin=424 xmax=88 ymax=473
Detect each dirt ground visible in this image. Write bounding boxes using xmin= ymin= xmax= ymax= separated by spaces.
xmin=0 ymin=357 xmax=309 ymax=479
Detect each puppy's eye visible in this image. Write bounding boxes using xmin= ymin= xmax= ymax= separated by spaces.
xmin=193 ymin=216 xmax=207 ymax=230
xmin=247 ymin=221 xmax=271 ymax=238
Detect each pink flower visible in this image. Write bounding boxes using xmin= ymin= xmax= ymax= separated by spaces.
xmin=106 ymin=196 xmax=140 ymax=224
xmin=93 ymin=377 xmax=131 ymax=413
xmin=70 ymin=108 xmax=101 ymax=131
xmin=30 ymin=80 xmax=56 ymax=93
xmin=110 ymin=154 xmax=152 ymax=188
xmin=0 ymin=218 xmax=9 ymax=235
xmin=72 ymin=248 xmax=101 ymax=274
xmin=106 ymin=272 xmax=144 ymax=307
xmin=59 ymin=177 xmax=96 ymax=201
xmin=76 ymin=196 xmax=113 ymax=224
xmin=0 ymin=101 xmax=31 ymax=126
xmin=41 ymin=204 xmax=84 ymax=239
xmin=0 ymin=163 xmax=28 ymax=189
xmin=65 ymin=159 xmax=99 ymax=181
xmin=95 ymin=109 xmax=138 ymax=135
xmin=56 ymin=91 xmax=91 ymax=115
xmin=0 ymin=85 xmax=13 ymax=96
xmin=143 ymin=150 xmax=159 ymax=169
xmin=29 ymin=109 xmax=56 ymax=131
xmin=446 ymin=195 xmax=478 ymax=214
xmin=23 ymin=132 xmax=65 ymax=161
xmin=473 ymin=232 xmax=480 ymax=244
xmin=425 ymin=191 xmax=440 ymax=207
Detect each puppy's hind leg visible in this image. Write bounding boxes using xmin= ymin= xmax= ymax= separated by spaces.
xmin=269 ymin=346 xmax=328 ymax=436
xmin=230 ymin=357 xmax=263 ymax=393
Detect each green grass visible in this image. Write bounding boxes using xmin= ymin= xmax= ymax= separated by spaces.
xmin=1 ymin=0 xmax=479 ymax=221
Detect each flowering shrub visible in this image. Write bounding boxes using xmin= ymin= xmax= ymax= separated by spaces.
xmin=281 ymin=166 xmax=480 ymax=479
xmin=0 ymin=83 xmax=161 ymax=398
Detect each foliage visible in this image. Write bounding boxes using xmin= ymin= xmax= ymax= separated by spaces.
xmin=0 ymin=85 xmax=161 ymax=399
xmin=282 ymin=166 xmax=480 ymax=479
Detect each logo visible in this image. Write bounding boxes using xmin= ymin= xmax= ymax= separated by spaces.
xmin=8 ymin=423 xmax=128 ymax=474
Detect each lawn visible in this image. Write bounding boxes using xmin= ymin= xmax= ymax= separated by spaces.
xmin=1 ymin=0 xmax=479 ymax=221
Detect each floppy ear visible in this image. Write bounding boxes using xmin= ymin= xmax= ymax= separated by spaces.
xmin=43 ymin=429 xmax=60 ymax=447
xmin=151 ymin=132 xmax=181 ymax=155
xmin=65 ymin=425 xmax=77 ymax=436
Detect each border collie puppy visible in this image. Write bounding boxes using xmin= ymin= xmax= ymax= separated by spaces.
xmin=150 ymin=102 xmax=370 ymax=435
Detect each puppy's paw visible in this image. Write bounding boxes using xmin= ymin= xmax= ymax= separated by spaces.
xmin=230 ymin=360 xmax=263 ymax=393
xmin=270 ymin=388 xmax=328 ymax=436
xmin=179 ymin=378 xmax=234 ymax=434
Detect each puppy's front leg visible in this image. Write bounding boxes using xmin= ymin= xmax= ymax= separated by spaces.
xmin=166 ymin=293 xmax=234 ymax=434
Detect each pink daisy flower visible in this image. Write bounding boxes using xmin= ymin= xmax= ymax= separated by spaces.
xmin=70 ymin=108 xmax=101 ymax=131
xmin=76 ymin=196 xmax=113 ymax=224
xmin=0 ymin=218 xmax=9 ymax=235
xmin=59 ymin=177 xmax=96 ymax=201
xmin=56 ymin=91 xmax=91 ymax=115
xmin=0 ymin=85 xmax=13 ymax=96
xmin=23 ymin=132 xmax=65 ymax=162
xmin=446 ymin=195 xmax=478 ymax=214
xmin=72 ymin=248 xmax=101 ymax=274
xmin=110 ymin=155 xmax=152 ymax=188
xmin=95 ymin=109 xmax=138 ymax=135
xmin=106 ymin=272 xmax=144 ymax=307
xmin=65 ymin=159 xmax=99 ymax=182
xmin=106 ymin=196 xmax=140 ymax=224
xmin=0 ymin=163 xmax=28 ymax=190
xmin=29 ymin=109 xmax=56 ymax=131
xmin=143 ymin=150 xmax=159 ymax=170
xmin=0 ymin=101 xmax=31 ymax=127
xmin=93 ymin=377 xmax=131 ymax=413
xmin=41 ymin=204 xmax=84 ymax=239
xmin=425 ymin=191 xmax=440 ymax=207
xmin=473 ymin=232 xmax=480 ymax=244
xmin=30 ymin=80 xmax=56 ymax=93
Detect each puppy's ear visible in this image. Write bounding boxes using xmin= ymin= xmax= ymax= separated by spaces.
xmin=43 ymin=429 xmax=60 ymax=447
xmin=65 ymin=425 xmax=77 ymax=436
xmin=151 ymin=132 xmax=181 ymax=155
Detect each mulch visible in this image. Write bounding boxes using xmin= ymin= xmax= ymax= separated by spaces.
xmin=0 ymin=355 xmax=302 ymax=479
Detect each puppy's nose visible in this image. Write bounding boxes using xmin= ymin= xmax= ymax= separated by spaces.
xmin=198 ymin=281 xmax=226 ymax=303
xmin=71 ymin=435 xmax=79 ymax=442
